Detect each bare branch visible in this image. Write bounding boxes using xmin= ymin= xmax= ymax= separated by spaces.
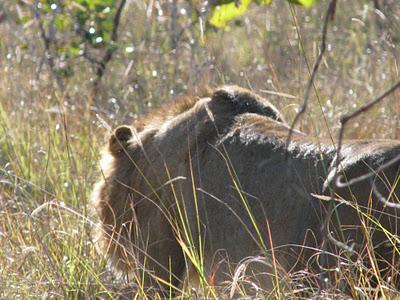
xmin=371 ymin=178 xmax=400 ymax=209
xmin=71 ymin=20 xmax=104 ymax=68
xmin=319 ymin=78 xmax=400 ymax=290
xmin=285 ymin=0 xmax=337 ymax=150
xmin=82 ymin=48 xmax=103 ymax=68
xmin=92 ymin=0 xmax=127 ymax=95
xmin=170 ymin=0 xmax=180 ymax=93
xmin=339 ymin=80 xmax=400 ymax=130
xmin=334 ymin=78 xmax=400 ymax=189
xmin=336 ymin=153 xmax=400 ymax=188
xmin=32 ymin=0 xmax=64 ymax=92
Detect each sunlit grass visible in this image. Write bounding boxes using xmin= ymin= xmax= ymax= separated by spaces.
xmin=0 ymin=91 xmax=118 ymax=298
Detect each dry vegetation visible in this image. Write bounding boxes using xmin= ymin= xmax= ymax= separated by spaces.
xmin=0 ymin=0 xmax=399 ymax=298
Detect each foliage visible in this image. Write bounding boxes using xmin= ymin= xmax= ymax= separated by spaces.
xmin=19 ymin=0 xmax=119 ymax=78
xmin=209 ymin=0 xmax=316 ymax=28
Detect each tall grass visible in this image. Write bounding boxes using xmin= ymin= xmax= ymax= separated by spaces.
xmin=0 ymin=0 xmax=399 ymax=298
xmin=0 ymin=90 xmax=117 ymax=297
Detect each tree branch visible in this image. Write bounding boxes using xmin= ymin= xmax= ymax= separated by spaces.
xmin=92 ymin=0 xmax=127 ymax=95
xmin=320 ymin=78 xmax=400 ymax=290
xmin=32 ymin=0 xmax=64 ymax=92
xmin=285 ymin=0 xmax=337 ymax=150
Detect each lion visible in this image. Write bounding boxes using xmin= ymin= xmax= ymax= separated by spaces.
xmin=92 ymin=86 xmax=400 ymax=297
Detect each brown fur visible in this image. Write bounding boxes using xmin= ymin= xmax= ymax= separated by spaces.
xmin=92 ymin=85 xmax=400 ymax=295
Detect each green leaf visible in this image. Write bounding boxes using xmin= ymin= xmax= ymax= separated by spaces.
xmin=255 ymin=0 xmax=272 ymax=4
xmin=209 ymin=0 xmax=273 ymax=29
xmin=69 ymin=46 xmax=82 ymax=57
xmin=288 ymin=0 xmax=316 ymax=8
xmin=21 ymin=16 xmax=31 ymax=24
xmin=209 ymin=0 xmax=253 ymax=29
xmin=55 ymin=14 xmax=71 ymax=30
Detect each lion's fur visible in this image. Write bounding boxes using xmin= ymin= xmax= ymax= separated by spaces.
xmin=92 ymin=86 xmax=400 ymax=294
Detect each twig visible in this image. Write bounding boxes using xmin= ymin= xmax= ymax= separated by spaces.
xmin=170 ymin=0 xmax=179 ymax=51
xmin=320 ymin=79 xmax=400 ymax=290
xmin=336 ymin=153 xmax=400 ymax=188
xmin=92 ymin=0 xmax=127 ymax=95
xmin=72 ymin=22 xmax=104 ymax=67
xmin=373 ymin=0 xmax=381 ymax=10
xmin=285 ymin=0 xmax=337 ymax=149
xmin=334 ymin=79 xmax=400 ymax=187
xmin=170 ymin=0 xmax=179 ymax=93
xmin=82 ymin=47 xmax=103 ymax=68
xmin=32 ymin=0 xmax=64 ymax=92
xmin=371 ymin=178 xmax=400 ymax=209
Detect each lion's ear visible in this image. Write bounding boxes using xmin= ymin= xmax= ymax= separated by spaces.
xmin=211 ymin=86 xmax=238 ymax=103
xmin=109 ymin=125 xmax=133 ymax=157
xmin=211 ymin=85 xmax=285 ymax=123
